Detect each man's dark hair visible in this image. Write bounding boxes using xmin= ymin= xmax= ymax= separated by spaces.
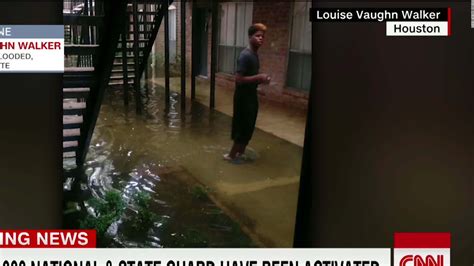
xmin=248 ymin=23 xmax=267 ymax=37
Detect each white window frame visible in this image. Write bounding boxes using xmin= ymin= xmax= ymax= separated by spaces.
xmin=286 ymin=1 xmax=312 ymax=92
xmin=217 ymin=2 xmax=253 ymax=74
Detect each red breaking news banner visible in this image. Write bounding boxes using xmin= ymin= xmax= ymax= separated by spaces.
xmin=394 ymin=232 xmax=451 ymax=248
xmin=0 ymin=230 xmax=96 ymax=248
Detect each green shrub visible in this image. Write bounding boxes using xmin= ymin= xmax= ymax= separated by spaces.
xmin=79 ymin=191 xmax=125 ymax=243
xmin=190 ymin=186 xmax=208 ymax=200
xmin=129 ymin=191 xmax=157 ymax=233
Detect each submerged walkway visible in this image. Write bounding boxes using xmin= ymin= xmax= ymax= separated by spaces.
xmin=152 ymin=77 xmax=307 ymax=147
xmin=87 ymin=84 xmax=303 ymax=247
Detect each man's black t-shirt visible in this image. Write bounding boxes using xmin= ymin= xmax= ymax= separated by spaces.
xmin=231 ymin=48 xmax=260 ymax=145
xmin=236 ymin=48 xmax=260 ymax=90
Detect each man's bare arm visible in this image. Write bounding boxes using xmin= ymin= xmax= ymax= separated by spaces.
xmin=235 ymin=73 xmax=268 ymax=85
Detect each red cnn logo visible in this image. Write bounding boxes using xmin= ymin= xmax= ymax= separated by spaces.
xmin=394 ymin=233 xmax=450 ymax=266
xmin=399 ymin=255 xmax=444 ymax=266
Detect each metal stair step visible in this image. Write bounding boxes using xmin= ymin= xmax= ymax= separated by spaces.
xmin=63 ymin=151 xmax=76 ymax=158
xmin=64 ymin=67 xmax=95 ymax=73
xmin=120 ymin=39 xmax=148 ymax=42
xmin=110 ymin=74 xmax=135 ymax=79
xmin=65 ymin=44 xmax=100 ymax=55
xmin=113 ymin=62 xmax=135 ymax=66
xmin=63 ymin=15 xmax=104 ymax=26
xmin=63 ymin=101 xmax=86 ymax=115
xmin=63 ymin=101 xmax=86 ymax=110
xmin=63 ymin=87 xmax=90 ymax=98
xmin=64 ymin=68 xmax=94 ymax=88
xmin=63 ymin=115 xmax=83 ymax=125
xmin=115 ymin=55 xmax=144 ymax=59
xmin=63 ymin=128 xmax=81 ymax=138
xmin=111 ymin=68 xmax=135 ymax=73
xmin=63 ymin=141 xmax=78 ymax=149
xmin=109 ymin=80 xmax=135 ymax=85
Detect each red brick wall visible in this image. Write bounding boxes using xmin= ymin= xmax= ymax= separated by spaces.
xmin=152 ymin=3 xmax=179 ymax=76
xmin=155 ymin=17 xmax=165 ymax=52
xmin=155 ymin=0 xmax=309 ymax=111
xmin=257 ymin=1 xmax=304 ymax=109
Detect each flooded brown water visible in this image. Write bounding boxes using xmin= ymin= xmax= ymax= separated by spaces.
xmin=64 ymin=83 xmax=303 ymax=247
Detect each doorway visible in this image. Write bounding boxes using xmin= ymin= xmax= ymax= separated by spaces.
xmin=194 ymin=8 xmax=209 ymax=77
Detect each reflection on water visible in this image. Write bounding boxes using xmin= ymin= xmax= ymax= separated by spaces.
xmin=64 ymin=85 xmax=256 ymax=247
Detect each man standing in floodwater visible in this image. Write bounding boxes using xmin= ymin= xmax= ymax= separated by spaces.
xmin=224 ymin=23 xmax=271 ymax=162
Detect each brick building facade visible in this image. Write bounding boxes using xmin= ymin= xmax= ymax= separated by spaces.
xmin=152 ymin=1 xmax=311 ymax=111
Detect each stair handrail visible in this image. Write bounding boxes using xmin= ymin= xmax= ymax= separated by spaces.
xmin=77 ymin=0 xmax=129 ymax=165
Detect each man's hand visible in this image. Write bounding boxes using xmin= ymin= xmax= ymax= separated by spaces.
xmin=257 ymin=73 xmax=271 ymax=84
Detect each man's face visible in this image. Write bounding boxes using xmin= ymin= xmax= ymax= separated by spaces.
xmin=250 ymin=30 xmax=265 ymax=48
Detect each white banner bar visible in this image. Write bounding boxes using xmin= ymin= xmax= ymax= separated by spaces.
xmin=0 ymin=38 xmax=64 ymax=72
xmin=386 ymin=21 xmax=449 ymax=36
xmin=0 ymin=249 xmax=391 ymax=266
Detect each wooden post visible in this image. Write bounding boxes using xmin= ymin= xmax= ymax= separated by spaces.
xmin=164 ymin=0 xmax=170 ymax=108
xmin=210 ymin=0 xmax=218 ymax=109
xmin=190 ymin=0 xmax=196 ymax=100
xmin=180 ymin=0 xmax=186 ymax=110
xmin=133 ymin=0 xmax=142 ymax=114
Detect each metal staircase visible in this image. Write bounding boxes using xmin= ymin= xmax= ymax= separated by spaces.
xmin=63 ymin=0 xmax=127 ymax=166
xmin=63 ymin=0 xmax=168 ymax=167
xmin=108 ymin=1 xmax=170 ymax=108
